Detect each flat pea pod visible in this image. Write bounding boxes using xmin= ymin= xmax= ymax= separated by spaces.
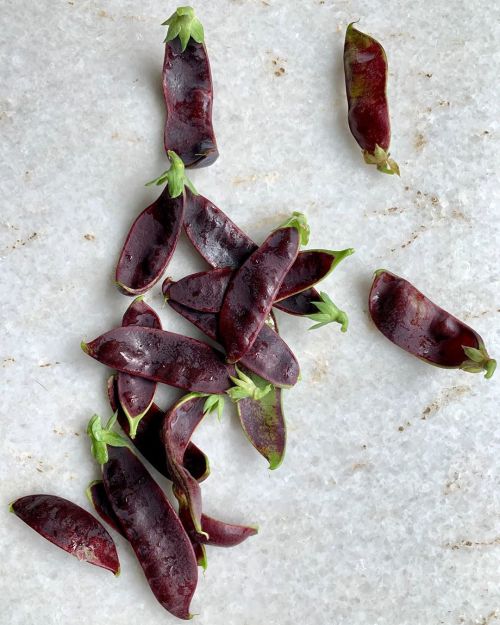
xmin=219 ymin=214 xmax=308 ymax=363
xmin=81 ymin=326 xmax=235 ymax=393
xmin=369 ymin=270 xmax=496 ymax=378
xmin=10 ymin=494 xmax=119 ymax=575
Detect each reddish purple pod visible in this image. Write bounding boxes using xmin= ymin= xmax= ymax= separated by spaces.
xmin=81 ymin=326 xmax=234 ymax=393
xmin=116 ymin=297 xmax=161 ymax=438
xmin=344 ymin=23 xmax=399 ymax=175
xmin=163 ymin=249 xmax=353 ymax=313
xmin=107 ymin=375 xmax=210 ymax=483
xmin=219 ymin=213 xmax=308 ymax=363
xmin=183 ymin=190 xmax=324 ymax=315
xmin=168 ymin=301 xmax=300 ymax=387
xmin=162 ymin=7 xmax=218 ymax=168
xmin=369 ymin=270 xmax=496 ymax=378
xmin=115 ymin=151 xmax=195 ymax=296
xmin=10 ymin=494 xmax=119 ymax=575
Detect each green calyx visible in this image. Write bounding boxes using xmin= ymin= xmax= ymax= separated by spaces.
xmin=162 ymin=6 xmax=204 ymax=52
xmin=363 ymin=145 xmax=400 ymax=176
xmin=145 ymin=150 xmax=198 ymax=198
xmin=180 ymin=392 xmax=225 ymax=421
xmin=227 ymin=366 xmax=273 ymax=402
xmin=307 ymin=292 xmax=349 ymax=331
xmin=460 ymin=345 xmax=496 ymax=379
xmin=279 ymin=212 xmax=310 ymax=246
xmin=86 ymin=413 xmax=129 ymax=465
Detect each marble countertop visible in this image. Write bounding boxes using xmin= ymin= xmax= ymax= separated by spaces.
xmin=1 ymin=1 xmax=499 ymax=624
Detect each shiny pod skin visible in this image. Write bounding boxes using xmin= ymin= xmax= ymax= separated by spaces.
xmin=219 ymin=226 xmax=301 ymax=363
xmin=116 ymin=298 xmax=161 ymax=437
xmin=102 ymin=446 xmax=198 ymax=619
xmin=10 ymin=494 xmax=119 ymax=575
xmin=107 ymin=375 xmax=210 ymax=483
xmin=183 ymin=190 xmax=321 ymax=314
xmin=163 ymin=9 xmax=218 ymax=168
xmin=236 ymin=369 xmax=286 ymax=470
xmin=82 ymin=326 xmax=235 ymax=393
xmin=168 ymin=301 xmax=300 ymax=387
xmin=115 ymin=186 xmax=184 ymax=295
xmin=344 ymin=23 xmax=399 ymax=175
xmin=369 ymin=270 xmax=496 ymax=378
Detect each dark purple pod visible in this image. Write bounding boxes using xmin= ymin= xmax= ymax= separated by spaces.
xmin=107 ymin=375 xmax=210 ymax=483
xmin=161 ymin=395 xmax=208 ymax=538
xmin=82 ymin=326 xmax=234 ymax=393
xmin=102 ymin=446 xmax=198 ymax=619
xmin=219 ymin=224 xmax=302 ymax=363
xmin=273 ymin=288 xmax=320 ymax=316
xmin=168 ymin=301 xmax=300 ymax=387
xmin=236 ymin=369 xmax=286 ymax=470
xmin=369 ymin=270 xmax=496 ymax=378
xmin=176 ymin=489 xmax=258 ymax=548
xmin=183 ymin=190 xmax=256 ymax=267
xmin=10 ymin=494 xmax=120 ymax=575
xmin=163 ymin=9 xmax=218 ymax=168
xmin=117 ymin=298 xmax=161 ymax=438
xmin=115 ymin=186 xmax=184 ymax=296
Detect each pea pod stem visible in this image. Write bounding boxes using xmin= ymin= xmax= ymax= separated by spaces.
xmin=162 ymin=6 xmax=205 ymax=52
xmin=145 ymin=150 xmax=198 ymax=197
xmin=307 ymin=292 xmax=349 ymax=331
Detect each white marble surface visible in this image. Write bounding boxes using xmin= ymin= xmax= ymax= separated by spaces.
xmin=1 ymin=1 xmax=499 ymax=624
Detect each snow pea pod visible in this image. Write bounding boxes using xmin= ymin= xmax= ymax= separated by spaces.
xmin=101 ymin=445 xmax=198 ymax=619
xmin=81 ymin=326 xmax=234 ymax=393
xmin=115 ymin=152 xmax=195 ymax=296
xmin=183 ymin=190 xmax=323 ymax=315
xmin=10 ymin=494 xmax=119 ymax=575
xmin=167 ymin=301 xmax=300 ymax=387
xmin=219 ymin=213 xmax=309 ymax=363
xmin=116 ymin=297 xmax=161 ymax=438
xmin=107 ymin=375 xmax=210 ymax=483
xmin=164 ymin=249 xmax=353 ymax=313
xmin=236 ymin=369 xmax=286 ymax=470
xmin=162 ymin=7 xmax=218 ymax=168
xmin=344 ymin=23 xmax=399 ymax=175
xmin=369 ymin=270 xmax=496 ymax=378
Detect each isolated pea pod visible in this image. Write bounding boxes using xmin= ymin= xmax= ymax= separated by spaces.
xmin=81 ymin=326 xmax=235 ymax=393
xmin=219 ymin=213 xmax=309 ymax=363
xmin=183 ymin=190 xmax=327 ymax=315
xmin=107 ymin=374 xmax=210 ymax=483
xmin=369 ymin=270 xmax=496 ymax=378
xmin=87 ymin=419 xmax=199 ymax=621
xmin=115 ymin=151 xmax=196 ymax=296
xmin=10 ymin=494 xmax=120 ymax=575
xmin=162 ymin=7 xmax=218 ymax=167
xmin=116 ymin=297 xmax=161 ymax=438
xmin=167 ymin=300 xmax=300 ymax=387
xmin=344 ymin=23 xmax=399 ymax=175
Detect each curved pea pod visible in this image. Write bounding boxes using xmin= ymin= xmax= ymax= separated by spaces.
xmin=184 ymin=191 xmax=326 ymax=316
xmin=219 ymin=213 xmax=309 ymax=363
xmin=81 ymin=326 xmax=235 ymax=393
xmin=107 ymin=375 xmax=210 ymax=483
xmin=87 ymin=480 xmax=125 ymax=538
xmin=162 ymin=7 xmax=218 ymax=168
xmin=10 ymin=494 xmax=119 ymax=575
xmin=161 ymin=394 xmax=214 ymax=539
xmin=235 ymin=369 xmax=286 ymax=470
xmin=344 ymin=23 xmax=399 ymax=175
xmin=101 ymin=445 xmax=198 ymax=619
xmin=115 ymin=152 xmax=196 ymax=296
xmin=163 ymin=249 xmax=354 ymax=313
xmin=176 ymin=488 xmax=258 ymax=548
xmin=168 ymin=301 xmax=300 ymax=387
xmin=116 ymin=298 xmax=161 ymax=438
xmin=369 ymin=270 xmax=496 ymax=379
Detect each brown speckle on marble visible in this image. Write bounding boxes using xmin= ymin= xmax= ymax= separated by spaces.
xmin=415 ymin=132 xmax=427 ymax=151
xmin=84 ymin=233 xmax=95 ymax=241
